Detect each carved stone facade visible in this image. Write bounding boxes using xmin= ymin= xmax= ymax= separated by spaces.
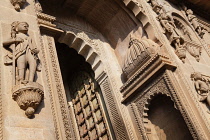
xmin=0 ymin=0 xmax=210 ymax=139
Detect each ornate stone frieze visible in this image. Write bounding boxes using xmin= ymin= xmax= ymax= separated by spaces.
xmin=2 ymin=21 xmax=43 ymax=118
xmin=122 ymin=36 xmax=158 ymax=78
xmin=10 ymin=0 xmax=26 ymax=11
xmin=191 ymin=72 xmax=210 ymax=113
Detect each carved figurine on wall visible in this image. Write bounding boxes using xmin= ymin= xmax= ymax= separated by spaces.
xmin=10 ymin=0 xmax=27 ymax=11
xmin=154 ymin=5 xmax=186 ymax=62
xmin=2 ymin=21 xmax=43 ymax=118
xmin=3 ymin=21 xmax=40 ymax=84
xmin=191 ymin=72 xmax=210 ymax=113
xmin=185 ymin=9 xmax=205 ymax=38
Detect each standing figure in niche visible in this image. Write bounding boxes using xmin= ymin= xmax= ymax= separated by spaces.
xmin=192 ymin=72 xmax=210 ymax=113
xmin=186 ymin=9 xmax=205 ymax=38
xmin=3 ymin=21 xmax=40 ymax=84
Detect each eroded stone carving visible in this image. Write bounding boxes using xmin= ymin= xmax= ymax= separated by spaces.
xmin=3 ymin=21 xmax=43 ymax=118
xmin=122 ymin=36 xmax=158 ymax=78
xmin=10 ymin=0 xmax=26 ymax=11
xmin=185 ymin=8 xmax=206 ymax=38
xmin=35 ymin=0 xmax=43 ymax=13
xmin=191 ymin=72 xmax=210 ymax=113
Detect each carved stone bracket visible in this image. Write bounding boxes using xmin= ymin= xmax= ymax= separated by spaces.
xmin=12 ymin=82 xmax=44 ymax=118
xmin=10 ymin=0 xmax=27 ymax=11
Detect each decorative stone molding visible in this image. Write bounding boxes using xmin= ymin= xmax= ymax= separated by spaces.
xmin=12 ymin=82 xmax=44 ymax=118
xmin=10 ymin=0 xmax=26 ymax=11
xmin=191 ymin=72 xmax=210 ymax=113
xmin=37 ymin=13 xmax=56 ymax=28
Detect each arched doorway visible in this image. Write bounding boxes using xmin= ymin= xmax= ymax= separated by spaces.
xmin=147 ymin=95 xmax=193 ymax=140
xmin=56 ymin=42 xmax=115 ymax=140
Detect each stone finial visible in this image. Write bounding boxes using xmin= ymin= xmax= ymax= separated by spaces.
xmin=10 ymin=0 xmax=27 ymax=11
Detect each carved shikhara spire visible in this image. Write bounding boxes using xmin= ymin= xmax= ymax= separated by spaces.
xmin=122 ymin=36 xmax=157 ymax=78
xmin=10 ymin=0 xmax=27 ymax=11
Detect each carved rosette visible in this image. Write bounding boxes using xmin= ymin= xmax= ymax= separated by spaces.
xmin=12 ymin=82 xmax=44 ymax=118
xmin=10 ymin=0 xmax=27 ymax=11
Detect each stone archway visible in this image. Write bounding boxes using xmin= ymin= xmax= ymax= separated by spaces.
xmin=55 ymin=43 xmax=115 ymax=139
xmin=54 ymin=32 xmax=129 ymax=139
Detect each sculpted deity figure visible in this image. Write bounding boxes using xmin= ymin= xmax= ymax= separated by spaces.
xmin=3 ymin=21 xmax=40 ymax=84
xmin=191 ymin=72 xmax=210 ymax=113
xmin=185 ymin=9 xmax=205 ymax=38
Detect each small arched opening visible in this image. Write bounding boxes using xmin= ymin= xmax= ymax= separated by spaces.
xmin=146 ymin=94 xmax=193 ymax=140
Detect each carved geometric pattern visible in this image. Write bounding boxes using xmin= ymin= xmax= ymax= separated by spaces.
xmin=46 ymin=36 xmax=75 ymax=140
xmin=101 ymin=79 xmax=128 ymax=140
xmin=129 ymin=72 xmax=199 ymax=140
xmin=70 ymin=71 xmax=110 ymax=140
xmin=39 ymin=35 xmax=60 ymax=139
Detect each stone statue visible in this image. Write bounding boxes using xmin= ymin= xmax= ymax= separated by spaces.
xmin=185 ymin=9 xmax=205 ymax=38
xmin=3 ymin=21 xmax=39 ymax=83
xmin=154 ymin=5 xmax=186 ymax=62
xmin=191 ymin=72 xmax=210 ymax=113
xmin=10 ymin=0 xmax=27 ymax=11
xmin=3 ymin=21 xmax=40 ymax=84
xmin=3 ymin=21 xmax=43 ymax=118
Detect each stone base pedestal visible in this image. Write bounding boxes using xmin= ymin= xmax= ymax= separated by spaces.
xmin=12 ymin=82 xmax=44 ymax=118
